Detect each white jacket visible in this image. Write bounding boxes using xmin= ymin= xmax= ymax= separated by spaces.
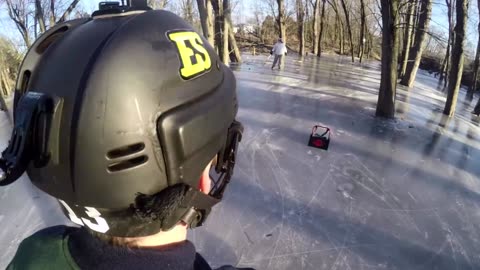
xmin=272 ymin=42 xmax=287 ymax=55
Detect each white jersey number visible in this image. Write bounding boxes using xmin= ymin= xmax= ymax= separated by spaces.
xmin=59 ymin=199 xmax=110 ymax=233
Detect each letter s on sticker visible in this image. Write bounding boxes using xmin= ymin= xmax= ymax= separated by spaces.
xmin=167 ymin=31 xmax=212 ymax=80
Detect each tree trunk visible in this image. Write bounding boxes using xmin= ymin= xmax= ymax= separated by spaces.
xmin=296 ymin=0 xmax=305 ymax=57
xmin=187 ymin=0 xmax=195 ymax=24
xmin=332 ymin=11 xmax=338 ymax=45
xmin=182 ymin=0 xmax=195 ymax=25
xmin=327 ymin=0 xmax=343 ymax=54
xmin=358 ymin=0 xmax=366 ymax=62
xmin=34 ymin=15 xmax=38 ymax=39
xmin=444 ymin=39 xmax=453 ymax=88
xmin=439 ymin=38 xmax=451 ymax=84
xmin=223 ymin=0 xmax=241 ymax=63
xmin=197 ymin=0 xmax=215 ymax=46
xmin=367 ymin=33 xmax=373 ymax=59
xmin=57 ymin=0 xmax=81 ymax=23
xmin=312 ymin=0 xmax=320 ymax=54
xmin=277 ymin=0 xmax=286 ymax=67
xmin=400 ymin=0 xmax=415 ymax=77
xmin=439 ymin=0 xmax=454 ymax=86
xmin=50 ymin=0 xmax=56 ymax=26
xmin=317 ymin=0 xmax=326 ymax=57
xmin=0 ymin=92 xmax=7 ymax=111
xmin=376 ymin=0 xmax=400 ymax=118
xmin=339 ymin=16 xmax=344 ymax=54
xmin=206 ymin=0 xmax=215 ymax=45
xmin=0 ymin=68 xmax=11 ymax=111
xmin=35 ymin=0 xmax=46 ymax=33
xmin=197 ymin=0 xmax=209 ymax=37
xmin=277 ymin=0 xmax=287 ymax=42
xmin=148 ymin=0 xmax=168 ymax=9
xmin=410 ymin=0 xmax=420 ymax=46
xmin=467 ymin=1 xmax=480 ymax=100
xmin=0 ymin=78 xmax=7 ymax=111
xmin=212 ymin=0 xmax=224 ymax=57
xmin=228 ymin=24 xmax=241 ymax=62
xmin=443 ymin=0 xmax=468 ymax=117
xmin=400 ymin=0 xmax=432 ymax=87
xmin=222 ymin=0 xmax=229 ymax=64
xmin=339 ymin=0 xmax=354 ymax=62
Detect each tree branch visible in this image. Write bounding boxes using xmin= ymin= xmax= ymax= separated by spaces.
xmin=57 ymin=0 xmax=81 ymax=23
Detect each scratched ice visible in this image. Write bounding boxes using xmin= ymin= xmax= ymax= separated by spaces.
xmin=2 ymin=54 xmax=480 ymax=269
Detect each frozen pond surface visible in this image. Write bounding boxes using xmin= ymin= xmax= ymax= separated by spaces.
xmin=1 ymin=54 xmax=480 ymax=269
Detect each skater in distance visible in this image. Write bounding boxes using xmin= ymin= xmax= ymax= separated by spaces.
xmin=271 ymin=38 xmax=288 ymax=70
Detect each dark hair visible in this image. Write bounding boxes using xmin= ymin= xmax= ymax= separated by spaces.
xmin=87 ymin=184 xmax=191 ymax=246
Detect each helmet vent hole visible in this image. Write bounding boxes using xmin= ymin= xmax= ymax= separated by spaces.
xmin=36 ymin=26 xmax=69 ymax=54
xmin=108 ymin=155 xmax=148 ymax=172
xmin=107 ymin=143 xmax=145 ymax=159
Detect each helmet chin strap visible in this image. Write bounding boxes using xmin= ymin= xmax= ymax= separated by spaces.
xmin=0 ymin=92 xmax=54 ymax=186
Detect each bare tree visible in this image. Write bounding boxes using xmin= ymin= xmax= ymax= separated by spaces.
xmin=5 ymin=0 xmax=32 ymax=48
xmin=224 ymin=1 xmax=241 ymax=63
xmin=327 ymin=0 xmax=344 ymax=55
xmin=399 ymin=0 xmax=415 ymax=77
xmin=212 ymin=0 xmax=224 ymax=57
xmin=443 ymin=0 xmax=468 ymax=117
xmin=439 ymin=0 xmax=455 ymax=86
xmin=317 ymin=0 xmax=326 ymax=57
xmin=467 ymin=0 xmax=480 ymax=100
xmin=296 ymin=0 xmax=305 ymax=57
xmin=311 ymin=0 xmax=320 ymax=54
xmin=222 ymin=0 xmax=229 ymax=63
xmin=276 ymin=0 xmax=287 ymax=42
xmin=35 ymin=0 xmax=47 ymax=33
xmin=358 ymin=0 xmax=366 ymax=62
xmin=49 ymin=0 xmax=56 ymax=26
xmin=410 ymin=0 xmax=421 ymax=45
xmin=228 ymin=25 xmax=241 ymax=62
xmin=211 ymin=0 xmax=239 ymax=64
xmin=180 ymin=0 xmax=195 ymax=24
xmin=148 ymin=0 xmax=169 ymax=9
xmin=0 ymin=38 xmax=21 ymax=111
xmin=57 ymin=0 xmax=81 ymax=23
xmin=339 ymin=0 xmax=354 ymax=62
xmin=376 ymin=0 xmax=400 ymax=118
xmin=400 ymin=0 xmax=432 ymax=87
xmin=197 ymin=0 xmax=215 ymax=46
xmin=5 ymin=0 xmax=82 ymax=48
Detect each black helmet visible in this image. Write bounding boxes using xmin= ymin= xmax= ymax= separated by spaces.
xmin=0 ymin=2 xmax=243 ymax=237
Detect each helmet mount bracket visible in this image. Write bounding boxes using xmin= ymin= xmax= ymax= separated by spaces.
xmin=93 ymin=0 xmax=150 ymax=17
xmin=0 ymin=92 xmax=54 ymax=186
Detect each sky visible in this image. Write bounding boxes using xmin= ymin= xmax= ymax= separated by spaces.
xmin=0 ymin=0 xmax=479 ymax=55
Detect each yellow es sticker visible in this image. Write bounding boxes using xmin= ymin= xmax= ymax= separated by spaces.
xmin=167 ymin=31 xmax=212 ymax=80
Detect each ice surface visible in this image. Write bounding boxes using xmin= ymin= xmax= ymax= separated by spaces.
xmin=2 ymin=54 xmax=480 ymax=269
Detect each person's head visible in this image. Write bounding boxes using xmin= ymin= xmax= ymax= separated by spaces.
xmin=278 ymin=38 xmax=283 ymax=43
xmin=0 ymin=2 xmax=243 ymax=245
